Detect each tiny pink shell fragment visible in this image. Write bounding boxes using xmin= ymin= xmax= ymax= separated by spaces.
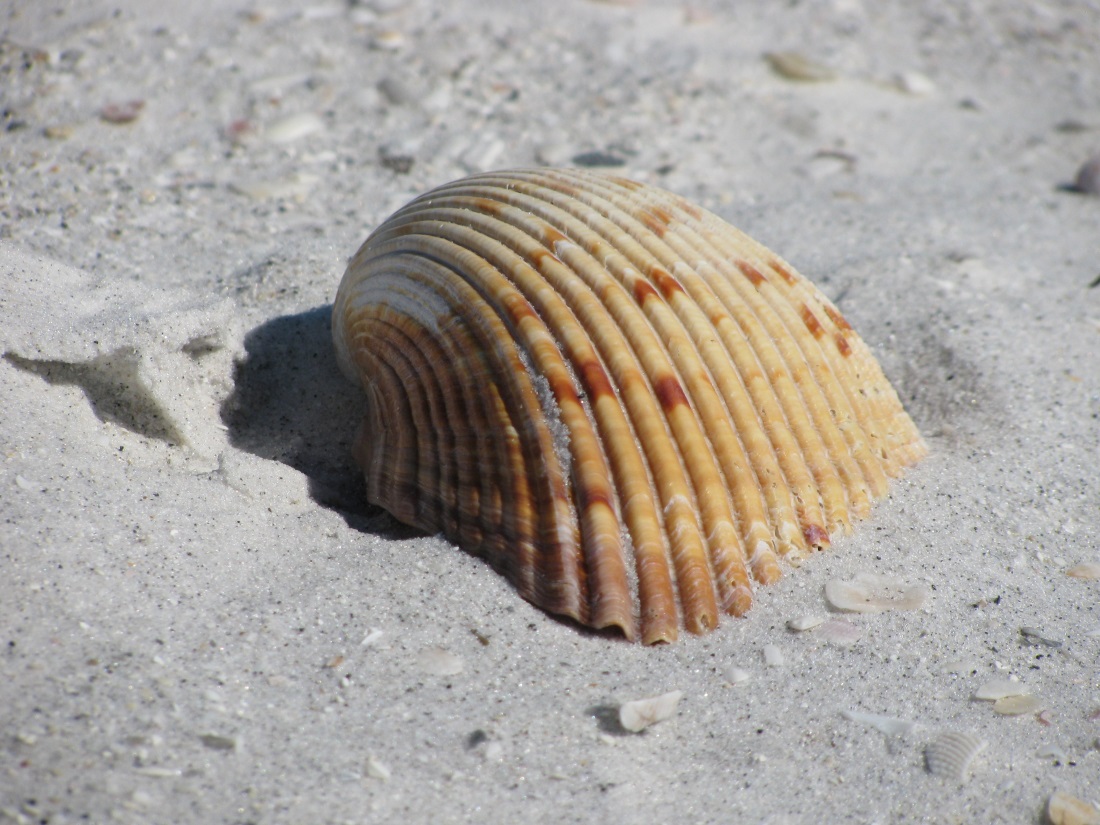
xmin=100 ymin=100 xmax=145 ymax=124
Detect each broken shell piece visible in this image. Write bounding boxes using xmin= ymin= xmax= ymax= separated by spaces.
xmin=818 ymin=618 xmax=862 ymax=647
xmin=724 ymin=667 xmax=752 ymax=685
xmin=1066 ymin=562 xmax=1100 ymax=580
xmin=619 ymin=690 xmax=683 ymax=732
xmin=266 ymin=112 xmax=324 ymax=144
xmin=974 ymin=678 xmax=1029 ymax=701
xmin=763 ymin=644 xmax=785 ymax=667
xmin=925 ymin=732 xmax=987 ymax=782
xmin=333 ymin=168 xmax=926 ymax=643
xmin=366 ymin=755 xmax=392 ymax=781
xmin=824 ymin=573 xmax=928 ymax=613
xmin=764 ymin=51 xmax=836 ymax=82
xmin=416 ymin=647 xmax=464 ymax=676
xmin=787 ymin=615 xmax=826 ymax=632
xmin=1047 ymin=790 xmax=1100 ymax=825
xmin=994 ymin=694 xmax=1044 ymax=716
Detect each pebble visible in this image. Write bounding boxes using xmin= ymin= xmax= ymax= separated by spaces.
xmin=1070 ymin=155 xmax=1100 ymax=195
xmin=199 ymin=733 xmax=237 ymax=751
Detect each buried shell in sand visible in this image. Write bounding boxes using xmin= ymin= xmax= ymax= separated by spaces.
xmin=333 ymin=168 xmax=926 ymax=643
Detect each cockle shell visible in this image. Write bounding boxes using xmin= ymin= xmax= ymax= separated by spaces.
xmin=333 ymin=168 xmax=926 ymax=643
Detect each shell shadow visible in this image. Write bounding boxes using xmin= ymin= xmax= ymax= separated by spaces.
xmin=221 ymin=305 xmax=414 ymax=535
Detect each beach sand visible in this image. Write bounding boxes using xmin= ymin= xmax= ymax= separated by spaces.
xmin=1 ymin=0 xmax=1098 ymax=822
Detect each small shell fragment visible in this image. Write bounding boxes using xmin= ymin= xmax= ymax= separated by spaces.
xmin=763 ymin=644 xmax=785 ymax=667
xmin=416 ymin=647 xmax=464 ymax=676
xmin=764 ymin=51 xmax=836 ymax=82
xmin=925 ymin=732 xmax=987 ymax=782
xmin=366 ymin=755 xmax=392 ymax=781
xmin=619 ymin=690 xmax=683 ymax=732
xmin=1066 ymin=562 xmax=1100 ymax=580
xmin=824 ymin=574 xmax=928 ymax=613
xmin=724 ymin=667 xmax=752 ymax=685
xmin=974 ymin=678 xmax=1029 ymax=701
xmin=818 ymin=618 xmax=863 ymax=647
xmin=994 ymin=694 xmax=1044 ymax=716
xmin=787 ymin=615 xmax=826 ymax=632
xmin=841 ymin=710 xmax=918 ymax=737
xmin=265 ymin=112 xmax=324 ymax=144
xmin=1048 ymin=790 xmax=1100 ymax=825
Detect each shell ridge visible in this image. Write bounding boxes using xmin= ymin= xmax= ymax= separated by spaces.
xmin=392 ymin=192 xmax=725 ymax=633
xmin=334 ymin=168 xmax=926 ymax=642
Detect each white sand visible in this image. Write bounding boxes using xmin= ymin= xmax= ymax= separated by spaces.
xmin=2 ymin=1 xmax=1098 ymax=822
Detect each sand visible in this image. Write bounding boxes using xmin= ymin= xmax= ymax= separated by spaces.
xmin=1 ymin=0 xmax=1098 ymax=822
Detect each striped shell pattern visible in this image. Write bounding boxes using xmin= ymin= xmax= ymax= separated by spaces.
xmin=333 ymin=168 xmax=926 ymax=644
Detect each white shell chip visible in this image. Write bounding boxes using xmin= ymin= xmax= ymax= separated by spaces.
xmin=619 ymin=690 xmax=684 ymax=733
xmin=824 ymin=574 xmax=929 ymax=613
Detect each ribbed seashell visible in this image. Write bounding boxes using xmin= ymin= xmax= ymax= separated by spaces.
xmin=925 ymin=732 xmax=986 ymax=783
xmin=333 ymin=168 xmax=926 ymax=643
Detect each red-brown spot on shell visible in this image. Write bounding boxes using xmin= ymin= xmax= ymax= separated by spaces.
xmin=737 ymin=260 xmax=765 ymax=286
xmin=649 ymin=265 xmax=686 ymax=300
xmin=541 ymin=226 xmax=569 ymax=247
xmin=639 ymin=206 xmax=673 ymax=238
xmin=577 ymin=358 xmax=616 ymax=401
xmin=653 ymin=375 xmax=689 ymax=411
xmin=800 ymin=304 xmax=825 ymax=339
xmin=472 ymin=197 xmax=505 ymax=217
xmin=771 ymin=258 xmax=797 ymax=286
xmin=632 ymin=278 xmax=660 ymax=306
xmin=823 ymin=304 xmax=852 ymax=331
xmin=835 ymin=334 xmax=852 ymax=357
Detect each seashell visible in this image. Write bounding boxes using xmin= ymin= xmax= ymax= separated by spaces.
xmin=1066 ymin=562 xmax=1100 ymax=580
xmin=1048 ymin=790 xmax=1100 ymax=825
xmin=973 ymin=678 xmax=1029 ymax=701
xmin=787 ymin=615 xmax=826 ymax=632
xmin=764 ymin=51 xmax=836 ymax=82
xmin=416 ymin=647 xmax=464 ymax=676
xmin=993 ymin=694 xmax=1044 ymax=716
xmin=333 ymin=168 xmax=926 ymax=643
xmin=824 ymin=573 xmax=928 ymax=613
xmin=925 ymin=731 xmax=986 ymax=783
xmin=619 ymin=690 xmax=683 ymax=732
xmin=724 ymin=667 xmax=752 ymax=685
